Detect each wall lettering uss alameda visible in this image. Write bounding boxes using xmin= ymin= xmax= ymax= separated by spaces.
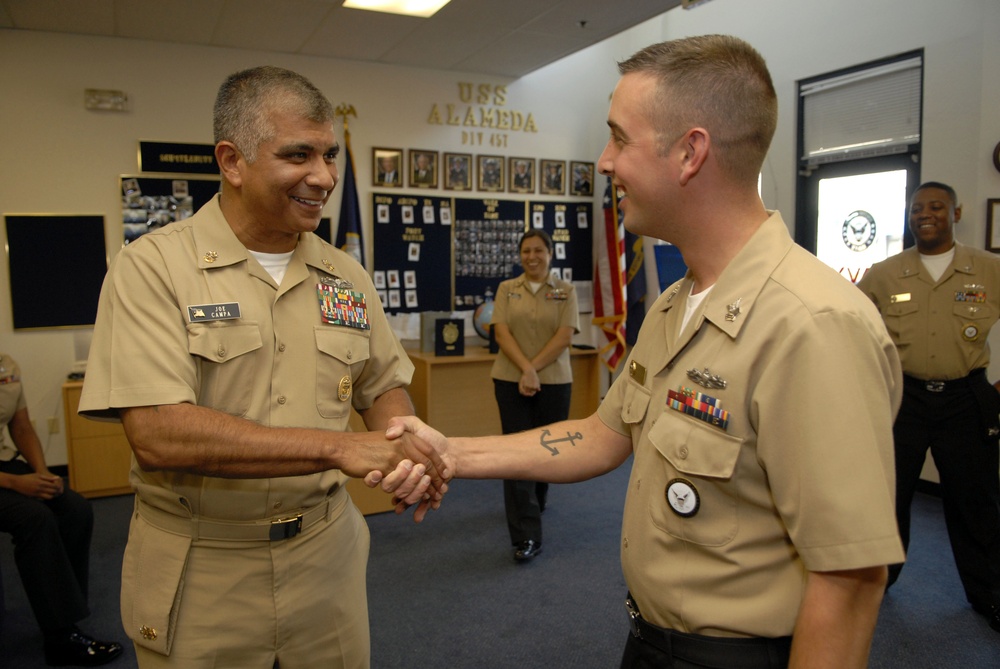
xmin=427 ymin=83 xmax=538 ymax=149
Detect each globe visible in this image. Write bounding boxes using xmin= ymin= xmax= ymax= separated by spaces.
xmin=473 ymin=300 xmax=494 ymax=339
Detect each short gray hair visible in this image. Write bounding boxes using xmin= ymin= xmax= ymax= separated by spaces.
xmin=213 ymin=66 xmax=334 ymax=162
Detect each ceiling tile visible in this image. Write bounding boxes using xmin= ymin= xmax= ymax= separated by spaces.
xmin=4 ymin=0 xmax=114 ymax=34
xmin=114 ymin=0 xmax=225 ymax=44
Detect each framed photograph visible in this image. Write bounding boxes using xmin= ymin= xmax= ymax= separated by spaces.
xmin=508 ymin=157 xmax=535 ymax=193
xmin=987 ymin=199 xmax=1000 ymax=252
xmin=478 ymin=155 xmax=504 ymax=192
xmin=409 ymin=149 xmax=438 ymax=188
xmin=444 ymin=152 xmax=472 ymax=191
xmin=570 ymin=161 xmax=595 ymax=196
xmin=540 ymin=159 xmax=566 ymax=195
xmin=373 ymin=148 xmax=403 ymax=187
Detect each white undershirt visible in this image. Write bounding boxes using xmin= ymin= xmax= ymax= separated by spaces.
xmin=249 ymin=250 xmax=294 ymax=284
xmin=919 ymin=246 xmax=955 ymax=283
xmin=680 ymin=284 xmax=713 ymax=335
xmin=527 ymin=280 xmax=543 ymax=294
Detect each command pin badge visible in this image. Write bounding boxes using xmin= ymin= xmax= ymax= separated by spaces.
xmin=665 ymin=478 xmax=700 ymax=517
xmin=338 ymin=376 xmax=352 ymax=401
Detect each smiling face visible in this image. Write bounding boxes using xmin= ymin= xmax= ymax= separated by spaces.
xmin=519 ymin=234 xmax=552 ymax=282
xmin=908 ymin=186 xmax=959 ymax=255
xmin=597 ymin=72 xmax=679 ymax=240
xmin=228 ymin=105 xmax=339 ymax=251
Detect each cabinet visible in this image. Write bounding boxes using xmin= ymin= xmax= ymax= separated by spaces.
xmin=62 ymin=382 xmax=133 ymax=498
xmin=406 ymin=347 xmax=601 ymax=437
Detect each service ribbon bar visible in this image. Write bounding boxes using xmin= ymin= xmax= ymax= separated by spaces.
xmin=667 ymin=386 xmax=729 ymax=431
xmin=318 ymin=285 xmax=370 ymax=330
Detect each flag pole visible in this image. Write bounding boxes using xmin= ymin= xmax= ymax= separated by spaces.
xmin=333 ymin=103 xmax=365 ymax=268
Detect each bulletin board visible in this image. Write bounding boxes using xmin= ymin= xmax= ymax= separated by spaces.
xmin=453 ymin=198 xmax=529 ymax=311
xmin=372 ymin=194 xmax=594 ymax=315
xmin=120 ymin=175 xmax=220 ymax=245
xmin=372 ymin=193 xmax=454 ymax=313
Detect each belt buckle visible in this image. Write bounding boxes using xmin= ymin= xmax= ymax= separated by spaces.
xmin=925 ymin=380 xmax=946 ymax=393
xmin=625 ymin=597 xmax=642 ymax=639
xmin=269 ymin=514 xmax=303 ymax=541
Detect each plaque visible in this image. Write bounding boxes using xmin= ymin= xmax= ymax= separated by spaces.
xmin=435 ymin=319 xmax=464 ymax=356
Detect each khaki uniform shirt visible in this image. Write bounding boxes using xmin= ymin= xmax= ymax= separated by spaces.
xmin=80 ymin=195 xmax=413 ymax=521
xmin=857 ymin=244 xmax=1000 ymax=380
xmin=598 ymin=212 xmax=904 ymax=638
xmin=490 ymin=274 xmax=579 ymax=384
xmin=0 ymin=354 xmax=27 ymax=459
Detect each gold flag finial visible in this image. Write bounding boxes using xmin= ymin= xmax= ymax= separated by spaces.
xmin=335 ymin=103 xmax=357 ymax=135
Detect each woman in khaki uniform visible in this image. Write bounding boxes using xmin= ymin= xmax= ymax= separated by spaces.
xmin=490 ymin=229 xmax=579 ymax=561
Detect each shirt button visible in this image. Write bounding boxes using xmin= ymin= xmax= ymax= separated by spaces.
xmin=278 ymin=343 xmax=286 ymax=352
xmin=277 ymin=396 xmax=286 ymax=405
xmin=217 ymin=345 xmax=226 ymax=358
xmin=679 ymin=446 xmax=689 ymax=459
xmin=273 ymin=501 xmax=282 ymax=510
xmin=347 ymin=350 xmax=353 ymax=360
xmin=623 ymin=537 xmax=629 ymax=549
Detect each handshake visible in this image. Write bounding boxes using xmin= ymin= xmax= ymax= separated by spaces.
xmin=362 ymin=416 xmax=455 ymax=523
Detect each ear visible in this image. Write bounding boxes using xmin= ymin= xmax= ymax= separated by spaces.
xmin=215 ymin=141 xmax=243 ymax=188
xmin=954 ymin=204 xmax=962 ymax=223
xmin=677 ymin=128 xmax=710 ymax=187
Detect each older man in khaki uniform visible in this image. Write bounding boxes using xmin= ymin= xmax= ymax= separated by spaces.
xmin=80 ymin=66 xmax=446 ymax=668
xmin=382 ymin=35 xmax=903 ymax=668
xmin=858 ymin=181 xmax=1000 ymax=633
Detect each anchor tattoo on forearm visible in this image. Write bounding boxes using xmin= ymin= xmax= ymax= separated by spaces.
xmin=538 ymin=429 xmax=583 ymax=456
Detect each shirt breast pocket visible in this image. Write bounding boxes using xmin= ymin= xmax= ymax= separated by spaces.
xmin=315 ymin=327 xmax=371 ymax=419
xmin=187 ymin=323 xmax=262 ymax=417
xmin=647 ymin=416 xmax=743 ymax=547
xmin=882 ymin=300 xmax=919 ymax=344
xmin=621 ymin=376 xmax=652 ymax=425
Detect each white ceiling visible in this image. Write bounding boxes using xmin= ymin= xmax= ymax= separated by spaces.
xmin=0 ymin=0 xmax=680 ymax=78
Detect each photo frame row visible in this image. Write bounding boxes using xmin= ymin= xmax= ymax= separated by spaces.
xmin=372 ymin=147 xmax=594 ymax=197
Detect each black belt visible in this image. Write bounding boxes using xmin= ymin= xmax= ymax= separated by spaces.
xmin=626 ymin=596 xmax=791 ymax=669
xmin=903 ymin=368 xmax=986 ymax=393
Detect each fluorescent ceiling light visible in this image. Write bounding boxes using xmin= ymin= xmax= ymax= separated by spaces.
xmin=342 ymin=0 xmax=451 ymax=18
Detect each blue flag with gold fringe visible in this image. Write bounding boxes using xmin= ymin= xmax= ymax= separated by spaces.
xmin=624 ymin=228 xmax=646 ymax=346
xmin=335 ymin=136 xmax=365 ymax=268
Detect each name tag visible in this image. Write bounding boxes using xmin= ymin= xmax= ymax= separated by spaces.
xmin=187 ymin=302 xmax=241 ymax=322
xmin=889 ymin=293 xmax=911 ymax=304
xmin=629 ymin=360 xmax=646 ymax=385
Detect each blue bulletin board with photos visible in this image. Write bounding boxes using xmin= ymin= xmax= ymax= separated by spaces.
xmin=372 ymin=194 xmax=593 ymax=316
xmin=372 ymin=193 xmax=454 ymax=313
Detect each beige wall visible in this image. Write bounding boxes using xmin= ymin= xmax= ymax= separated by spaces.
xmin=2 ymin=0 xmax=999 ymax=466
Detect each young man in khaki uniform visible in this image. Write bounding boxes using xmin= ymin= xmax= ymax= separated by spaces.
xmin=80 ymin=66 xmax=447 ymax=668
xmin=380 ymin=35 xmax=904 ymax=668
xmin=858 ymin=182 xmax=1000 ymax=633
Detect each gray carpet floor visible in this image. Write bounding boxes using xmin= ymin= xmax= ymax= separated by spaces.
xmin=2 ymin=459 xmax=999 ymax=667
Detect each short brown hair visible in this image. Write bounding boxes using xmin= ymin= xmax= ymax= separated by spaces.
xmin=214 ymin=66 xmax=334 ymax=162
xmin=619 ymin=35 xmax=777 ymax=184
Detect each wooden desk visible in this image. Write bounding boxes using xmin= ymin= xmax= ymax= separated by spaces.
xmin=406 ymin=347 xmax=600 ymax=437
xmin=61 ymin=382 xmax=394 ymax=513
xmin=62 ymin=382 xmax=133 ymax=498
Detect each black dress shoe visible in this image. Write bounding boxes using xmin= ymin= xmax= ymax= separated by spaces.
xmin=972 ymin=603 xmax=1000 ymax=634
xmin=513 ymin=539 xmax=542 ymax=561
xmin=44 ymin=629 xmax=124 ymax=667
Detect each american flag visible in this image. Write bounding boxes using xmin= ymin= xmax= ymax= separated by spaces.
xmin=592 ymin=177 xmax=627 ymax=370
